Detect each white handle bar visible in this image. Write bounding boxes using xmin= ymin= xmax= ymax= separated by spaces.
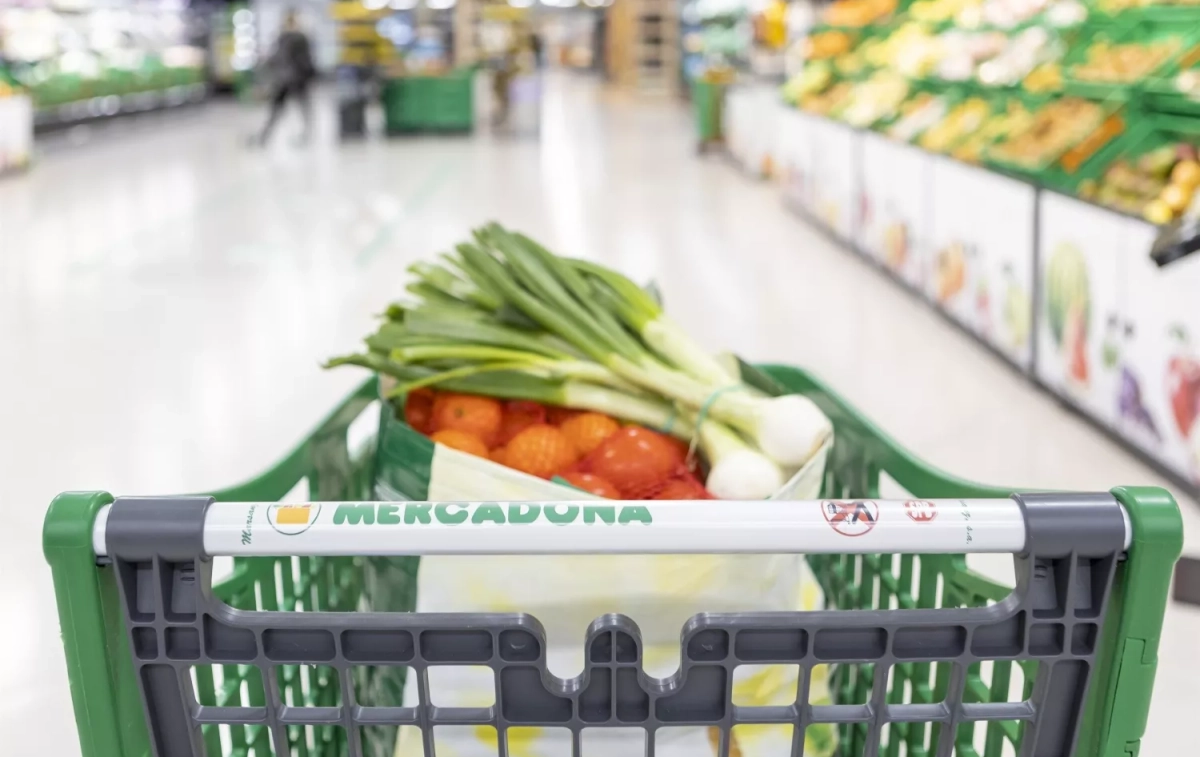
xmin=92 ymin=498 xmax=1132 ymax=557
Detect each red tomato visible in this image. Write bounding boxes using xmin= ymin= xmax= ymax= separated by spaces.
xmin=559 ymin=472 xmax=622 ymax=499
xmin=403 ymin=389 xmax=436 ymax=434
xmin=585 ymin=426 xmax=687 ymax=499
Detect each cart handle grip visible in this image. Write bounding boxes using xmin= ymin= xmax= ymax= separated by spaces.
xmin=92 ymin=496 xmax=1132 ymax=558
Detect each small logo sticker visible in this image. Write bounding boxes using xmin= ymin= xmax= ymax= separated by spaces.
xmin=904 ymin=500 xmax=938 ymax=523
xmin=267 ymin=503 xmax=321 ymax=536
xmin=822 ymin=500 xmax=879 ymax=537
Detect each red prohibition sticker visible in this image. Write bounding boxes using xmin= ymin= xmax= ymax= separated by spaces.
xmin=904 ymin=500 xmax=938 ymax=522
xmin=822 ymin=500 xmax=879 ymax=537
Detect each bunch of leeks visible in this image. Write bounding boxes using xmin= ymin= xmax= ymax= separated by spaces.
xmin=325 ymin=222 xmax=831 ymax=499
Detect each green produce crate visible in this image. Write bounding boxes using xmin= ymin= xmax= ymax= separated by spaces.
xmin=1061 ymin=111 xmax=1200 ymax=218
xmin=382 ymin=71 xmax=476 ymax=135
xmin=1142 ymin=41 xmax=1200 ymax=117
xmin=43 ymin=366 xmax=1182 ymax=757
xmin=1063 ymin=22 xmax=1191 ymax=102
xmin=984 ymin=95 xmax=1127 ymax=190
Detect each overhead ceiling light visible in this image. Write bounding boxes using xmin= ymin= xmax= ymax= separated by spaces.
xmin=427 ymin=0 xmax=456 ymax=8
xmin=390 ymin=0 xmax=419 ymax=8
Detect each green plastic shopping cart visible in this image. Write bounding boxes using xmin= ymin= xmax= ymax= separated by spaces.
xmin=43 ymin=364 xmax=1182 ymax=757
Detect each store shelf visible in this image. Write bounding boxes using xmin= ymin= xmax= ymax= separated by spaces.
xmin=32 ymin=84 xmax=208 ymax=133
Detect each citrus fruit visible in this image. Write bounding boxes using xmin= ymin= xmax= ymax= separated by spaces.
xmin=560 ymin=412 xmax=620 ymax=456
xmin=505 ymin=424 xmax=580 ymax=479
xmin=430 ymin=429 xmax=489 ymax=458
xmin=432 ymin=393 xmax=503 ymax=446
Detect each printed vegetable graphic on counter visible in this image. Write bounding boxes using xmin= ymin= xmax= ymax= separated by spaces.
xmin=1046 ymin=242 xmax=1091 ymax=386
xmin=975 ymin=279 xmax=991 ymax=338
xmin=1002 ymin=266 xmax=1031 ymax=352
xmin=934 ymin=242 xmax=966 ymax=303
xmin=1102 ymin=317 xmax=1159 ymax=443
xmin=325 ymin=223 xmax=833 ymax=501
xmin=884 ymin=223 xmax=908 ymax=270
xmin=1119 ymin=367 xmax=1160 ymax=441
xmin=1167 ymin=326 xmax=1200 ymax=441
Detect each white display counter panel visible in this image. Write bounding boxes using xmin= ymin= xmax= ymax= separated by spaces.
xmin=723 ymin=84 xmax=782 ymax=179
xmin=808 ymin=117 xmax=859 ymax=242
xmin=929 ymin=157 xmax=1037 ymax=369
xmin=778 ymin=108 xmax=816 ymax=212
xmin=0 ymin=93 xmax=32 ymax=175
xmin=858 ymin=132 xmax=933 ymax=290
xmin=1036 ymin=192 xmax=1129 ymax=428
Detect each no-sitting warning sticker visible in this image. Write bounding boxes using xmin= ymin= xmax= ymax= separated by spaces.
xmin=822 ymin=500 xmax=879 ymax=537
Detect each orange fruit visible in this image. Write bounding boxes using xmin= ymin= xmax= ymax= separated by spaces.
xmin=559 ymin=472 xmax=622 ymax=499
xmin=505 ymin=424 xmax=580 ymax=479
xmin=490 ymin=446 xmax=509 ymax=465
xmin=560 ymin=412 xmax=620 ymax=456
xmin=498 ymin=400 xmax=548 ymax=445
xmin=432 ymin=393 xmax=503 ymax=446
xmin=586 ymin=426 xmax=686 ymax=499
xmin=430 ymin=429 xmax=489 ymax=458
xmin=403 ymin=388 xmax=436 ymax=434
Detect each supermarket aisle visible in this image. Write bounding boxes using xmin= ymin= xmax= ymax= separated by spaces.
xmin=2 ymin=74 xmax=1197 ymax=754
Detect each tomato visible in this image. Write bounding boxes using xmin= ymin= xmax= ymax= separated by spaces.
xmin=559 ymin=472 xmax=621 ymax=499
xmin=403 ymin=389 xmax=436 ymax=434
xmin=586 ymin=426 xmax=687 ymax=499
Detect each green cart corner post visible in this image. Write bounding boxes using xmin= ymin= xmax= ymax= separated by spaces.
xmin=692 ymin=78 xmax=727 ymax=154
xmin=43 ymin=366 xmax=1184 ymax=757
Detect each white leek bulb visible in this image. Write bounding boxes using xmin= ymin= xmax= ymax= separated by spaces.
xmin=706 ymin=449 xmax=785 ymax=500
xmin=753 ymin=394 xmax=833 ymax=467
xmin=699 ymin=421 xmax=784 ymax=500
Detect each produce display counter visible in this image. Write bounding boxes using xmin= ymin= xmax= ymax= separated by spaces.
xmin=31 ymin=82 xmax=208 ymax=132
xmin=720 ymin=91 xmax=1200 ymax=499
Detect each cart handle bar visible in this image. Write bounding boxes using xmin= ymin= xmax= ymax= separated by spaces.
xmin=91 ymin=497 xmax=1134 ymax=558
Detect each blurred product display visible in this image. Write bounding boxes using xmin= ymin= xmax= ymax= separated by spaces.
xmin=681 ymin=0 xmax=789 ymax=90
xmin=210 ymin=3 xmax=256 ymax=95
xmin=0 ymin=0 xmax=207 ymax=130
xmin=715 ymin=0 xmax=1200 ymax=497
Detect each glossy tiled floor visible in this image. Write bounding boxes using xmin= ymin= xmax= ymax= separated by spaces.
xmin=2 ymin=74 xmax=1197 ymax=755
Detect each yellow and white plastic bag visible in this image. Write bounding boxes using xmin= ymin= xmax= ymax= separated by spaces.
xmin=389 ymin=436 xmax=838 ymax=757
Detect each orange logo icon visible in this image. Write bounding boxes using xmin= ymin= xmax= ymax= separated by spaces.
xmin=267 ymin=503 xmax=321 ymax=535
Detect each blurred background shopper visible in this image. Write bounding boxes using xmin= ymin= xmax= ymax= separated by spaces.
xmin=254 ymin=10 xmax=317 ymax=146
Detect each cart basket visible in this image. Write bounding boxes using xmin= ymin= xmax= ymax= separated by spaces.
xmin=43 ymin=365 xmax=1183 ymax=757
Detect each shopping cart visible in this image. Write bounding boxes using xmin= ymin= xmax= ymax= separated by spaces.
xmin=43 ymin=364 xmax=1182 ymax=757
